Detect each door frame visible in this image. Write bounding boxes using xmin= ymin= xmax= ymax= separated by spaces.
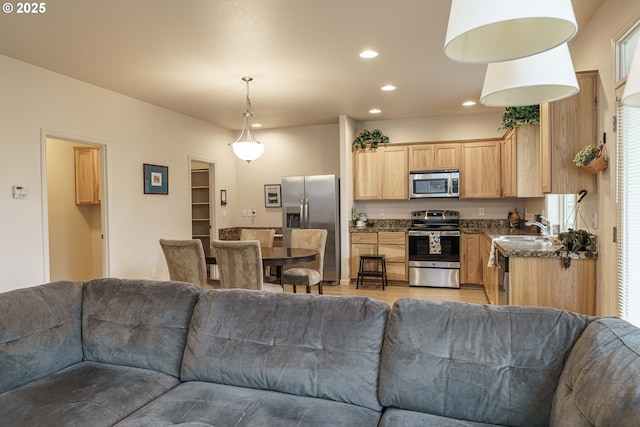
xmin=41 ymin=129 xmax=111 ymax=281
xmin=188 ymin=156 xmax=217 ymax=244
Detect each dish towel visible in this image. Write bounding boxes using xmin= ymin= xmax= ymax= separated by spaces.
xmin=487 ymin=239 xmax=498 ymax=267
xmin=429 ymin=231 xmax=441 ymax=254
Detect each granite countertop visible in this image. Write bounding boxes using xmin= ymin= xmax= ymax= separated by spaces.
xmin=349 ymin=220 xmax=596 ymax=260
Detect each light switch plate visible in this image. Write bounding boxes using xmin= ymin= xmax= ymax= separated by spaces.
xmin=12 ymin=185 xmax=28 ymax=199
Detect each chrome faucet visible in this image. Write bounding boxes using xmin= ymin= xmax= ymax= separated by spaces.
xmin=525 ymin=216 xmax=553 ymax=236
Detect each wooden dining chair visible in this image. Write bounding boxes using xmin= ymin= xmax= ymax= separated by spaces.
xmin=211 ymin=240 xmax=282 ymax=292
xmin=282 ymin=229 xmax=327 ymax=294
xmin=159 ymin=239 xmax=213 ymax=289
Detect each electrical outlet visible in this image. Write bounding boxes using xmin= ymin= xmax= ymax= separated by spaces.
xmin=479 ymin=208 xmax=485 ymax=216
xmin=242 ymin=209 xmax=248 ymax=217
xmin=380 ymin=209 xmax=384 ymax=216
xmin=151 ymin=269 xmax=157 ymax=280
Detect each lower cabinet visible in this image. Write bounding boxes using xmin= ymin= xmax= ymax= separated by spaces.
xmin=350 ymin=231 xmax=407 ymax=282
xmin=378 ymin=232 xmax=407 ymax=281
xmin=481 ymin=234 xmax=499 ymax=305
xmin=460 ymin=234 xmax=483 ymax=285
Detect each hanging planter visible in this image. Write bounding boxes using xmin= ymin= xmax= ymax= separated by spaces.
xmin=554 ymin=229 xmax=597 ymax=269
xmin=573 ymin=144 xmax=608 ymax=174
xmin=352 ymin=129 xmax=390 ymax=150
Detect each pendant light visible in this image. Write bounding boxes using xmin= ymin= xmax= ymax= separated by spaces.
xmin=622 ymin=40 xmax=640 ymax=107
xmin=480 ymin=43 xmax=579 ymax=107
xmin=444 ymin=0 xmax=578 ymax=64
xmin=230 ymin=77 xmax=264 ymax=162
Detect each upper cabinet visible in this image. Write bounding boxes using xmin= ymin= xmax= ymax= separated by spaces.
xmin=502 ymin=126 xmax=544 ymax=198
xmin=74 ymin=146 xmax=101 ymax=205
xmin=354 ymin=145 xmax=408 ymax=200
xmin=540 ymin=70 xmax=598 ymax=194
xmin=409 ymin=143 xmax=460 ymax=171
xmin=460 ymin=140 xmax=501 ymax=198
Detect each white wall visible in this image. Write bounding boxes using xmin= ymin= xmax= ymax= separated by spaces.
xmin=232 ymin=123 xmax=341 ymax=228
xmin=0 ymin=55 xmax=236 ymax=291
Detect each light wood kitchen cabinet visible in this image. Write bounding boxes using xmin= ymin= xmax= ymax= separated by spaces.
xmin=460 ymin=140 xmax=501 ymax=198
xmin=350 ymin=231 xmax=407 ymax=282
xmin=540 ymin=70 xmax=598 ymax=194
xmin=354 ymin=146 xmax=408 ymax=200
xmin=353 ymin=149 xmax=381 ymax=200
xmin=481 ymin=234 xmax=499 ymax=305
xmin=350 ymin=233 xmax=377 ymax=279
xmin=502 ymin=126 xmax=543 ymax=198
xmin=509 ymin=257 xmax=596 ymax=315
xmin=381 ymin=146 xmax=408 ymax=200
xmin=378 ymin=231 xmax=407 ymax=281
xmin=74 ymin=146 xmax=100 ymax=205
xmin=460 ymin=233 xmax=483 ymax=285
xmin=409 ymin=143 xmax=460 ymax=171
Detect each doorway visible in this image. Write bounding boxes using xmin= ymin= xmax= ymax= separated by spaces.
xmin=190 ymin=158 xmax=216 ymax=278
xmin=45 ymin=136 xmax=106 ymax=281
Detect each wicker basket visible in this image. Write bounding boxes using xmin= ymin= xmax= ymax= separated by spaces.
xmin=582 ymin=154 xmax=608 ymax=174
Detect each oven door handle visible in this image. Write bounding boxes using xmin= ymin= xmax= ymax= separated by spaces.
xmin=408 ymin=230 xmax=460 ymax=237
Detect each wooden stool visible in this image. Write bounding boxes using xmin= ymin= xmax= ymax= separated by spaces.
xmin=357 ymin=254 xmax=387 ymax=290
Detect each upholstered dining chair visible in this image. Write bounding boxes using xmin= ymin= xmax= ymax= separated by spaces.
xmin=240 ymin=228 xmax=275 ymax=247
xmin=240 ymin=228 xmax=276 ymax=279
xmin=211 ymin=240 xmax=282 ymax=292
xmin=282 ymin=228 xmax=327 ymax=294
xmin=159 ymin=238 xmax=213 ymax=289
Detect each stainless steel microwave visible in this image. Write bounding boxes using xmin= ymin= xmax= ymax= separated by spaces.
xmin=409 ymin=170 xmax=459 ymax=198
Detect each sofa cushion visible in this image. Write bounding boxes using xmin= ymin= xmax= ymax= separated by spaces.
xmin=0 ymin=280 xmax=82 ymax=394
xmin=82 ymin=278 xmax=201 ymax=377
xmin=0 ymin=360 xmax=180 ymax=427
xmin=380 ymin=408 xmax=500 ymax=427
xmin=181 ymin=289 xmax=389 ymax=411
xmin=114 ymin=380 xmax=382 ymax=427
xmin=379 ymin=299 xmax=594 ymax=426
xmin=551 ymin=317 xmax=640 ymax=426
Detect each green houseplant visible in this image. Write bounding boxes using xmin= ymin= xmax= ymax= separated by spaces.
xmin=573 ymin=144 xmax=608 ymax=174
xmin=498 ymin=105 xmax=540 ymax=131
xmin=352 ymin=129 xmax=390 ymax=150
xmin=554 ymin=229 xmax=596 ymax=268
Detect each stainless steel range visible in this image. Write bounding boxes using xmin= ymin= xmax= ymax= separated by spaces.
xmin=408 ymin=210 xmax=460 ymax=288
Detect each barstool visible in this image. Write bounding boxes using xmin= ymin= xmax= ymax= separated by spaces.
xmin=356 ymin=254 xmax=387 ymax=290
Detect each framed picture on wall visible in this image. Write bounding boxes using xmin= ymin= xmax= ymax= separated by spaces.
xmin=264 ymin=184 xmax=281 ymax=208
xmin=143 ymin=163 xmax=169 ymax=195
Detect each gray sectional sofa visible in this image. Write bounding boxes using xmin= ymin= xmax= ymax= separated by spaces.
xmin=0 ymin=278 xmax=638 ymax=426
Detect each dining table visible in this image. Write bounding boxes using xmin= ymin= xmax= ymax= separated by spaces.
xmin=204 ymin=246 xmax=318 ymax=285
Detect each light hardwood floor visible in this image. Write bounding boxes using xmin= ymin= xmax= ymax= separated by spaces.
xmin=282 ymin=282 xmax=489 ymax=307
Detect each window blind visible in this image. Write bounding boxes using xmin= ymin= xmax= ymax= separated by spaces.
xmin=617 ymin=100 xmax=640 ymax=327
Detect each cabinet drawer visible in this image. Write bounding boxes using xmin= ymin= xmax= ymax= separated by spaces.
xmin=378 ymin=232 xmax=405 ymax=245
xmin=351 ymin=233 xmax=377 ymax=244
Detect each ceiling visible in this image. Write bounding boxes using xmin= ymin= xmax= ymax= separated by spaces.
xmin=0 ymin=0 xmax=604 ymax=131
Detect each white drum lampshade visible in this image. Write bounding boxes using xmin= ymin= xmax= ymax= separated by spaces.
xmin=480 ymin=43 xmax=579 ymax=107
xmin=444 ymin=0 xmax=578 ymax=64
xmin=622 ymin=40 xmax=640 ymax=107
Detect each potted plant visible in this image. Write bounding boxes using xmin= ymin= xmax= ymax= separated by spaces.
xmin=573 ymin=144 xmax=608 ymax=174
xmin=554 ymin=229 xmax=597 ymax=268
xmin=352 ymin=129 xmax=390 ymax=150
xmin=498 ymin=105 xmax=540 ymax=131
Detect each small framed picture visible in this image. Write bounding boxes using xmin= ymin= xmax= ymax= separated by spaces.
xmin=143 ymin=163 xmax=169 ymax=195
xmin=264 ymin=184 xmax=281 ymax=208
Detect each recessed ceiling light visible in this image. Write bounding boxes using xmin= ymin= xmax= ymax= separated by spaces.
xmin=462 ymin=101 xmax=476 ymax=106
xmin=360 ymin=50 xmax=378 ymax=59
xmin=369 ymin=109 xmax=382 ymax=114
xmin=381 ymin=85 xmax=396 ymax=91
xmin=251 ymin=123 xmax=262 ymax=128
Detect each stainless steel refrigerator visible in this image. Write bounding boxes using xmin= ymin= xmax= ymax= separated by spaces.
xmin=281 ymin=174 xmax=340 ymax=283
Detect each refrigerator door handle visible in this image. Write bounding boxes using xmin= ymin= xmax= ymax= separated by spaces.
xmin=303 ymin=196 xmax=309 ymax=228
xmin=299 ymin=197 xmax=305 ymax=228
